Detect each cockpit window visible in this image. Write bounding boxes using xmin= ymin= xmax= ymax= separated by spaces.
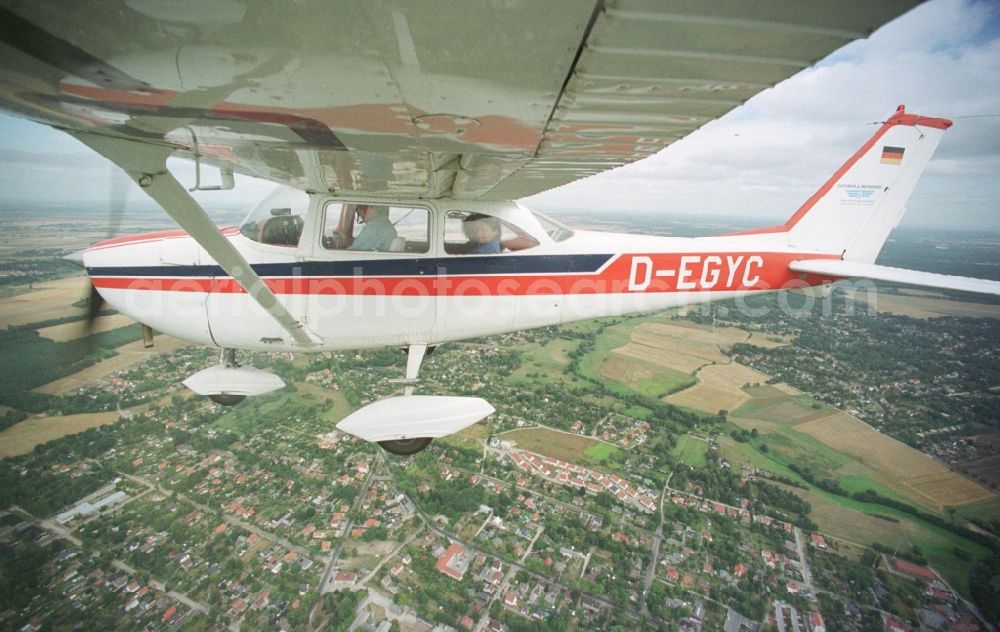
xmin=322 ymin=202 xmax=429 ymax=253
xmin=444 ymin=211 xmax=540 ymax=255
xmin=532 ymin=210 xmax=574 ymax=242
xmin=239 ymin=186 xmax=308 ymax=247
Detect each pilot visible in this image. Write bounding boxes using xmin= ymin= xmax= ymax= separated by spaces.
xmin=348 ymin=205 xmax=397 ymax=251
xmin=462 ymin=214 xmax=502 ymax=254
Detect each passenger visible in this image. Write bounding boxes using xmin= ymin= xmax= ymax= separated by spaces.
xmin=462 ymin=214 xmax=502 ymax=254
xmin=348 ymin=205 xmax=397 ymax=251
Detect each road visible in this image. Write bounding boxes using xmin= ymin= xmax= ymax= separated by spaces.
xmin=320 ymin=451 xmax=383 ymax=594
xmin=111 ymin=559 xmax=209 ymax=614
xmin=792 ymin=527 xmax=814 ymax=592
xmin=640 ymin=472 xmax=672 ymax=614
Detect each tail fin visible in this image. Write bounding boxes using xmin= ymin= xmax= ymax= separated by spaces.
xmin=780 ymin=106 xmax=952 ymax=262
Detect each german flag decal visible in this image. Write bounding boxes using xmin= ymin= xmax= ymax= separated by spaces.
xmin=881 ymin=145 xmax=905 ymax=165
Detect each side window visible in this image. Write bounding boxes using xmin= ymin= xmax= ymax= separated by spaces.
xmin=322 ymin=203 xmax=429 ymax=253
xmin=444 ymin=211 xmax=540 ymax=255
xmin=258 ymin=213 xmax=303 ymax=246
xmin=238 ymin=186 xmax=308 ymax=247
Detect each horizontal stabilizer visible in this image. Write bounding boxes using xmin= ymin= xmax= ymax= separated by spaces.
xmin=789 ymin=259 xmax=1000 ymax=296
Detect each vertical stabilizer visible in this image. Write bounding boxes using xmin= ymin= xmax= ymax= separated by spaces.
xmin=783 ymin=106 xmax=951 ymax=262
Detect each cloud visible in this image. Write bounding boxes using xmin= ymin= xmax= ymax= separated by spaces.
xmin=528 ymin=0 xmax=1000 ymax=230
xmin=0 ymin=0 xmax=997 ymax=230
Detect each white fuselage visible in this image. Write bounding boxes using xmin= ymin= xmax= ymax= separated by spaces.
xmin=83 ymin=198 xmax=837 ymax=352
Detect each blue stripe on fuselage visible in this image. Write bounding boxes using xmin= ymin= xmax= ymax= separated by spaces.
xmin=86 ymin=254 xmax=616 ymax=278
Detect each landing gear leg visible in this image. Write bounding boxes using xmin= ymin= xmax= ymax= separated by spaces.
xmin=207 ymin=349 xmax=246 ymax=406
xmin=378 ymin=344 xmax=433 ymax=455
xmin=402 ymin=343 xmax=427 ymax=395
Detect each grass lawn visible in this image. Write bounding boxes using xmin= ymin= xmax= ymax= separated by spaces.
xmin=584 ymin=442 xmax=621 ymax=463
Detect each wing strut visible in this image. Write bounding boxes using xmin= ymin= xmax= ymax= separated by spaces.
xmin=72 ymin=132 xmax=319 ymax=348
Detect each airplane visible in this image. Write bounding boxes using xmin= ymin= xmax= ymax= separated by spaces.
xmin=1 ymin=1 xmax=997 ymax=455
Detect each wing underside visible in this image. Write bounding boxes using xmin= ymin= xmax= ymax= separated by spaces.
xmin=0 ymin=0 xmax=918 ymax=200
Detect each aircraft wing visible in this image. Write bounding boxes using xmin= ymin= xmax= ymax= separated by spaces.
xmin=0 ymin=1 xmax=918 ymax=200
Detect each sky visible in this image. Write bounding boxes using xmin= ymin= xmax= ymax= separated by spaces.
xmin=0 ymin=0 xmax=998 ymax=231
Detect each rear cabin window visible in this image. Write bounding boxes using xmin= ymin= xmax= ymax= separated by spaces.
xmin=322 ymin=203 xmax=429 ymax=253
xmin=443 ymin=211 xmax=539 ymax=255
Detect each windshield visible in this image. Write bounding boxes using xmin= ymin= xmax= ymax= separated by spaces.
xmin=531 ymin=210 xmax=574 ymax=242
xmin=238 ymin=186 xmax=309 ymax=247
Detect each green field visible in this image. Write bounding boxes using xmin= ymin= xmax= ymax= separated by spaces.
xmin=837 ymin=475 xmax=912 ymax=505
xmin=508 ymin=337 xmax=578 ymax=381
xmin=732 ymin=391 xmax=826 ymax=423
xmin=718 ymin=434 xmax=993 ymax=593
xmin=211 ymin=384 xmax=354 ymax=439
xmin=577 ymin=322 xmax=632 ymax=382
xmin=755 ymin=428 xmax=854 ymax=481
xmin=956 ymin=498 xmax=1000 ymax=524
xmin=439 ymin=421 xmax=490 ymax=450
xmin=619 ymin=359 xmax=696 ymax=399
xmin=672 ymin=435 xmax=709 ymax=467
xmin=795 ymin=480 xmax=992 ymax=595
xmin=575 ymin=317 xmax=695 ymax=398
xmin=503 ymin=427 xmax=625 ymax=470
xmin=507 ymin=337 xmax=621 ymax=410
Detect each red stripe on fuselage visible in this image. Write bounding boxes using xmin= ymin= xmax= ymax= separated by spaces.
xmin=90 ymin=252 xmax=839 ymax=296
xmin=89 ymin=226 xmax=239 ymax=251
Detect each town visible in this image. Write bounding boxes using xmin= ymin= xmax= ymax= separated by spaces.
xmin=2 ymin=299 xmax=996 ymax=631
xmin=0 ymin=214 xmax=998 ymax=631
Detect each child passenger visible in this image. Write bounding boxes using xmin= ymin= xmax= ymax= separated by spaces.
xmin=462 ymin=214 xmax=502 ymax=254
